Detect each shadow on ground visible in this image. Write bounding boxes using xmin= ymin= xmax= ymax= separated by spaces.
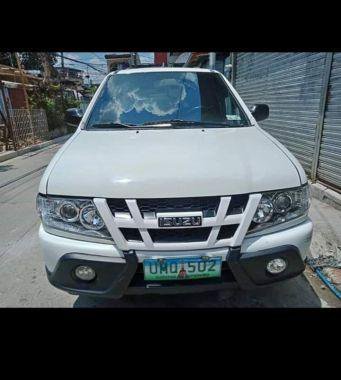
xmin=0 ymin=164 xmax=14 ymax=172
xmin=73 ymin=273 xmax=322 ymax=308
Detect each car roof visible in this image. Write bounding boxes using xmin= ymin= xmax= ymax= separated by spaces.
xmin=113 ymin=67 xmax=216 ymax=75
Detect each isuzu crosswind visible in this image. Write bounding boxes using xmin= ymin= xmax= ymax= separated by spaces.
xmin=37 ymin=68 xmax=312 ymax=298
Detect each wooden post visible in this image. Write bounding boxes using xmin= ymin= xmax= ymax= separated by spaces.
xmin=60 ymin=52 xmax=65 ymax=110
xmin=0 ymin=81 xmax=17 ymax=150
xmin=14 ymin=53 xmax=35 ymax=144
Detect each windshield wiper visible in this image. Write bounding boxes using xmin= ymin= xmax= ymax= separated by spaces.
xmin=91 ymin=120 xmax=248 ymax=129
xmin=90 ymin=122 xmax=136 ymax=129
xmin=141 ymin=119 xmax=202 ymax=126
xmin=141 ymin=119 xmax=247 ymax=128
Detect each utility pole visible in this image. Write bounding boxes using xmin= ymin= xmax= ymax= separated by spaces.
xmin=14 ymin=52 xmax=35 ymax=143
xmin=14 ymin=53 xmax=31 ymax=112
xmin=9 ymin=53 xmax=14 ymax=67
xmin=209 ymin=52 xmax=216 ymax=70
xmin=230 ymin=52 xmax=236 ymax=86
xmin=60 ymin=52 xmax=65 ymax=110
xmin=61 ymin=52 xmax=64 ymax=69
xmin=38 ymin=52 xmax=53 ymax=84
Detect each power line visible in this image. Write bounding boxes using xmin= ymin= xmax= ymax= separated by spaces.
xmin=55 ymin=53 xmax=106 ymax=74
xmin=90 ymin=52 xmax=105 ymax=62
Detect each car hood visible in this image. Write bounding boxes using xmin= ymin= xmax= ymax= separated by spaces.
xmin=45 ymin=127 xmax=301 ymax=198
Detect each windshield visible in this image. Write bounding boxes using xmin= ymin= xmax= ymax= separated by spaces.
xmin=86 ymin=71 xmax=250 ymax=128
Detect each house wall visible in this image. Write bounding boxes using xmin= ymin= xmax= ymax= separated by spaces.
xmin=8 ymin=87 xmax=26 ymax=109
xmin=154 ymin=52 xmax=168 ymax=65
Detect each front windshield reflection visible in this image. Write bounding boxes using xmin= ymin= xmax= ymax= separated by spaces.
xmin=87 ymin=71 xmax=248 ymax=128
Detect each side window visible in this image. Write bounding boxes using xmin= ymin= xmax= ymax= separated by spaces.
xmin=198 ymin=72 xmax=249 ymax=125
xmin=225 ymin=96 xmax=242 ymax=122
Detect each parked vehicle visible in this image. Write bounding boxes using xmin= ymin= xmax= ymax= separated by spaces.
xmin=37 ymin=68 xmax=312 ymax=298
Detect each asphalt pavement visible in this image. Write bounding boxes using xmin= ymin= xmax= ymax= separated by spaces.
xmin=0 ymin=140 xmax=339 ymax=307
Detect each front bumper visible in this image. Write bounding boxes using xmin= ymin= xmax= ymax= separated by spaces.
xmin=41 ymin=219 xmax=313 ymax=298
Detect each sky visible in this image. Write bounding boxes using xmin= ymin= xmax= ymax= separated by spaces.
xmin=55 ymin=52 xmax=154 ymax=85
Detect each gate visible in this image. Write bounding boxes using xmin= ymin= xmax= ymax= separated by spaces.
xmin=233 ymin=52 xmax=341 ymax=191
xmin=9 ymin=108 xmax=50 ymax=150
xmin=316 ymin=53 xmax=341 ymax=190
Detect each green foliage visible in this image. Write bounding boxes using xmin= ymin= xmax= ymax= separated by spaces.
xmin=29 ymin=90 xmax=63 ymax=131
xmin=29 ymin=84 xmax=80 ymax=131
xmin=20 ymin=52 xmax=57 ymax=72
xmin=88 ymin=85 xmax=99 ymax=95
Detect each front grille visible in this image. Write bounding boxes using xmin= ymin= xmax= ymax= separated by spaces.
xmin=217 ymin=225 xmax=239 ymax=240
xmin=120 ymin=228 xmax=143 ymax=242
xmin=107 ymin=195 xmax=248 ymax=217
xmin=137 ymin=197 xmax=220 ymax=218
xmin=107 ymin=199 xmax=130 ymax=213
xmin=101 ymin=193 xmax=258 ymax=250
xmin=226 ymin=194 xmax=249 ymax=215
xmin=148 ymin=227 xmax=212 ymax=243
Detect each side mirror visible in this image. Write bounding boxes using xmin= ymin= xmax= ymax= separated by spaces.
xmin=250 ymin=104 xmax=269 ymax=122
xmin=65 ymin=108 xmax=83 ymax=127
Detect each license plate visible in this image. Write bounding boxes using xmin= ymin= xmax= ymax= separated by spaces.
xmin=143 ymin=256 xmax=222 ymax=281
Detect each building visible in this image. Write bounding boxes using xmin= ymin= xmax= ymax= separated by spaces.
xmin=0 ymin=63 xmax=46 ymax=151
xmin=184 ymin=52 xmax=232 ymax=78
xmin=55 ymin=67 xmax=84 ymax=87
xmin=0 ymin=64 xmax=42 ymax=112
xmin=153 ymin=52 xmax=187 ymax=67
xmin=156 ymin=52 xmax=232 ymax=78
xmin=231 ymin=52 xmax=341 ymax=191
xmin=154 ymin=52 xmax=168 ymax=66
xmin=105 ymin=53 xmax=141 ymax=73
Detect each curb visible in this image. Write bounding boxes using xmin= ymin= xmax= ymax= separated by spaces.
xmin=0 ymin=134 xmax=72 ymax=164
xmin=309 ymin=181 xmax=341 ymax=211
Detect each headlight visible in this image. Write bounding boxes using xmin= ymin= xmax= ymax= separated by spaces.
xmin=58 ymin=201 xmax=80 ymax=222
xmin=80 ymin=204 xmax=105 ymax=230
xmin=36 ymin=195 xmax=111 ymax=240
xmin=248 ymin=184 xmax=310 ymax=233
xmin=252 ymin=196 xmax=274 ymax=223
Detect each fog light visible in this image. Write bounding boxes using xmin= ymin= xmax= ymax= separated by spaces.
xmin=266 ymin=258 xmax=287 ymax=274
xmin=75 ymin=265 xmax=96 ymax=281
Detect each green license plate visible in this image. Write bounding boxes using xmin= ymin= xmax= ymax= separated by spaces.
xmin=143 ymin=256 xmax=222 ymax=281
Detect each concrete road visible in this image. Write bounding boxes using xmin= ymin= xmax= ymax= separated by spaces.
xmin=0 ymin=140 xmax=340 ymax=308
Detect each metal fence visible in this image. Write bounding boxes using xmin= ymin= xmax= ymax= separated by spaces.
xmin=233 ymin=52 xmax=341 ymax=192
xmin=9 ymin=108 xmax=50 ymax=150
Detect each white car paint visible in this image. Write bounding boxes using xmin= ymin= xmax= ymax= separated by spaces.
xmin=43 ymin=127 xmax=302 ymax=198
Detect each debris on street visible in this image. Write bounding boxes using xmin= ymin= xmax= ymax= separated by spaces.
xmin=307 ymin=256 xmax=341 ymax=269
xmin=307 ymin=256 xmax=341 ymax=299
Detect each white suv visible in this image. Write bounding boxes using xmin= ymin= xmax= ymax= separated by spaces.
xmin=37 ymin=68 xmax=312 ymax=298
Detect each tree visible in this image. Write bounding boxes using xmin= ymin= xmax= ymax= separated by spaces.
xmin=0 ymin=52 xmax=16 ymax=66
xmin=20 ymin=52 xmax=57 ymax=71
